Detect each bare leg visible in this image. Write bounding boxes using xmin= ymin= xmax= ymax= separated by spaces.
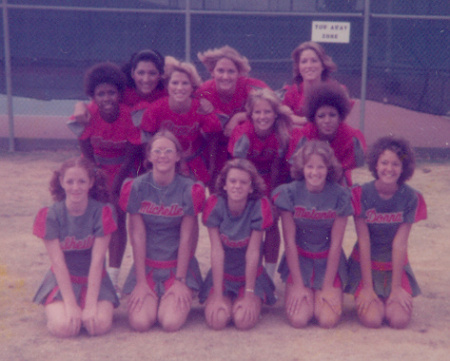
xmin=158 ymin=289 xmax=193 ymax=332
xmin=128 ymin=295 xmax=158 ymax=332
xmin=314 ymin=288 xmax=343 ymax=328
xmin=284 ymin=283 xmax=314 ymax=328
xmin=232 ymin=296 xmax=262 ymax=330
xmin=45 ymin=301 xmax=81 ymax=338
xmin=386 ymin=300 xmax=412 ymax=329
xmin=204 ymin=294 xmax=232 ymax=330
xmin=83 ymin=300 xmax=114 ymax=336
xmin=356 ymin=295 xmax=385 ymax=328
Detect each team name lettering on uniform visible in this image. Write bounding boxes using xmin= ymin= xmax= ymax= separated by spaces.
xmin=139 ymin=201 xmax=184 ymax=217
xmin=220 ymin=234 xmax=250 ymax=248
xmin=60 ymin=235 xmax=95 ymax=251
xmin=161 ymin=119 xmax=199 ymax=138
xmin=365 ymin=209 xmax=403 ymax=223
xmin=293 ymin=207 xmax=336 ymax=220
xmin=90 ymin=136 xmax=128 ymax=150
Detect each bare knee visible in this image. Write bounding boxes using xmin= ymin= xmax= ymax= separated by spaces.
xmin=205 ymin=304 xmax=230 ymax=330
xmin=158 ymin=296 xmax=191 ymax=332
xmin=316 ymin=308 xmax=340 ymax=329
xmin=386 ymin=301 xmax=412 ymax=329
xmin=233 ymin=309 xmax=260 ymax=331
xmin=284 ymin=286 xmax=314 ymax=328
xmin=85 ymin=302 xmax=114 ymax=336
xmin=47 ymin=318 xmax=79 ymax=338
xmin=357 ymin=303 xmax=384 ymax=329
xmin=128 ymin=299 xmax=158 ymax=332
xmin=159 ymin=313 xmax=187 ymax=332
xmin=45 ymin=303 xmax=80 ymax=338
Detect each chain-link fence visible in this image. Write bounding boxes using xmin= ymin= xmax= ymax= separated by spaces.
xmin=1 ymin=0 xmax=449 ymax=150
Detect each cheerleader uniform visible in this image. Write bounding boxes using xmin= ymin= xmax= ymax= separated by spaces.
xmin=32 ymin=199 xmax=120 ymax=308
xmin=346 ymin=181 xmax=427 ymax=298
xmin=119 ymin=172 xmax=205 ymax=297
xmin=199 ymin=195 xmax=276 ymax=305
xmin=272 ymin=180 xmax=353 ymax=289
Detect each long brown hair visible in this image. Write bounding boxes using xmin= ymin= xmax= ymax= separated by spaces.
xmin=50 ymin=157 xmax=110 ymax=203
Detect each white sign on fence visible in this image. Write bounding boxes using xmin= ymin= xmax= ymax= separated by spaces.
xmin=311 ymin=21 xmax=351 ymax=43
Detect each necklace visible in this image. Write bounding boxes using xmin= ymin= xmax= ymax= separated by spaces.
xmin=150 ymin=178 xmax=171 ymax=204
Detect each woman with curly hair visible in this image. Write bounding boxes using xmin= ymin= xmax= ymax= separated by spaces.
xmin=72 ymin=62 xmax=144 ymax=294
xmin=199 ymin=158 xmax=276 ymax=330
xmin=33 ymin=157 xmax=119 ymax=337
xmin=346 ymin=136 xmax=427 ymax=329
xmin=273 ymin=140 xmax=353 ymax=328
xmin=72 ymin=49 xmax=167 ymax=123
xmin=286 ymin=82 xmax=366 ymax=186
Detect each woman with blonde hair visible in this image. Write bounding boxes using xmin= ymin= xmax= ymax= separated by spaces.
xmin=138 ymin=56 xmax=222 ymax=185
xmin=228 ymin=88 xmax=293 ymax=278
xmin=273 ymin=140 xmax=352 ymax=328
xmin=197 ymin=45 xmax=270 ymax=189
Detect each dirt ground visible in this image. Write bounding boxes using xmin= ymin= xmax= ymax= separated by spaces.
xmin=1 ymin=149 xmax=449 ymax=361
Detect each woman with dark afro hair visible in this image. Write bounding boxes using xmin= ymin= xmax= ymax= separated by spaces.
xmin=286 ymin=82 xmax=366 ymax=186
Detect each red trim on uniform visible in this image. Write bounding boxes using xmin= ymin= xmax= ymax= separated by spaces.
xmin=272 ymin=192 xmax=280 ymax=204
xmin=414 ymin=192 xmax=427 ymax=222
xmin=191 ymin=182 xmax=206 ymax=215
xmin=33 ymin=207 xmax=49 ymax=238
xmin=296 ymin=245 xmax=329 ymax=259
xmin=260 ymin=197 xmax=274 ymax=230
xmin=350 ymin=248 xmax=408 ymax=271
xmin=202 ymin=195 xmax=219 ymax=224
xmin=351 ymin=186 xmax=363 ymax=217
xmin=287 ymin=272 xmax=341 ymax=288
xmin=354 ymin=271 xmax=413 ymax=298
xmin=223 ymin=266 xmax=264 ymax=283
xmin=145 ymin=258 xmax=178 ymax=269
xmin=44 ymin=269 xmax=106 ymax=307
xmin=119 ymin=178 xmax=133 ymax=212
xmin=102 ymin=205 xmax=118 ymax=235
xmin=145 ymin=269 xmax=176 ymax=293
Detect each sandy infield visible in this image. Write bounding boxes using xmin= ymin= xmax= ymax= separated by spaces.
xmin=0 ymin=149 xmax=449 ymax=361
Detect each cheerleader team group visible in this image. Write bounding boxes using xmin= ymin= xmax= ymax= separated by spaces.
xmin=32 ymin=42 xmax=427 ymax=337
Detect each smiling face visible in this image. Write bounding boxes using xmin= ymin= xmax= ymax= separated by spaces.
xmin=131 ymin=60 xmax=161 ymax=96
xmin=212 ymin=57 xmax=239 ymax=96
xmin=304 ymin=153 xmax=328 ymax=192
xmin=298 ymin=49 xmax=324 ymax=82
xmin=168 ymin=71 xmax=193 ymax=105
xmin=148 ymin=137 xmax=180 ymax=175
xmin=224 ymin=168 xmax=253 ymax=205
xmin=251 ymin=99 xmax=276 ymax=137
xmin=93 ymin=83 xmax=120 ymax=121
xmin=314 ymin=105 xmax=340 ymax=140
xmin=376 ymin=149 xmax=402 ymax=186
xmin=60 ymin=166 xmax=93 ymax=205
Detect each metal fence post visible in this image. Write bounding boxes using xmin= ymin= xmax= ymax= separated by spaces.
xmin=2 ymin=0 xmax=14 ymax=152
xmin=185 ymin=0 xmax=191 ymax=62
xmin=359 ymin=0 xmax=371 ymax=134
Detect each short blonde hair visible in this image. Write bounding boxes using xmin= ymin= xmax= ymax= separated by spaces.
xmin=197 ymin=45 xmax=251 ymax=76
xmin=291 ymin=140 xmax=342 ymax=183
xmin=164 ymin=56 xmax=202 ymax=90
